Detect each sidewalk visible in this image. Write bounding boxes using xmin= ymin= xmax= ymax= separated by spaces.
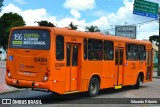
xmin=0 ymin=61 xmax=21 ymax=94
xmin=153 ymin=68 xmax=160 ymax=79
xmin=0 ymin=61 xmax=6 ymax=69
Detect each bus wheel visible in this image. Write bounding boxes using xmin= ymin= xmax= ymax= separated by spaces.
xmin=134 ymin=75 xmax=141 ymax=89
xmin=88 ymin=77 xmax=100 ymax=97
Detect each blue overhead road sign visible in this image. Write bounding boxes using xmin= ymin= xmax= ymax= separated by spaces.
xmin=133 ymin=0 xmax=159 ymax=19
xmin=133 ymin=10 xmax=158 ymax=19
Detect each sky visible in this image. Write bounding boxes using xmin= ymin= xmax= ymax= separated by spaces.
xmin=1 ymin=0 xmax=160 ymax=40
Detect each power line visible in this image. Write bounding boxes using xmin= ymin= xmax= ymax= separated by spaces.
xmin=101 ymin=19 xmax=157 ymax=31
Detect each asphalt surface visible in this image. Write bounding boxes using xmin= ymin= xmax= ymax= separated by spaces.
xmin=0 ymin=61 xmax=160 ymax=106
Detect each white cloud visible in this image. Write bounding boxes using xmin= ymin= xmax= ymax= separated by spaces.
xmin=0 ymin=4 xmax=85 ymax=29
xmin=89 ymin=0 xmax=158 ymax=40
xmin=14 ymin=0 xmax=27 ymax=4
xmin=0 ymin=4 xmax=22 ymax=15
xmin=63 ymin=0 xmax=95 ymax=11
xmin=70 ymin=9 xmax=81 ymax=19
xmin=0 ymin=4 xmax=55 ymax=26
xmin=21 ymin=8 xmax=48 ymax=26
xmin=93 ymin=10 xmax=108 ymax=17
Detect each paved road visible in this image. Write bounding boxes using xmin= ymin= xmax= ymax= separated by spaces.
xmin=0 ymin=80 xmax=160 ymax=107
xmin=0 ymin=61 xmax=160 ymax=106
xmin=1 ymin=78 xmax=160 ymax=98
xmin=0 ymin=78 xmax=160 ymax=98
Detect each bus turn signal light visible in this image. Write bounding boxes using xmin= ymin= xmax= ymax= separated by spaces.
xmin=6 ymin=65 xmax=11 ymax=78
xmin=45 ymin=68 xmax=50 ymax=76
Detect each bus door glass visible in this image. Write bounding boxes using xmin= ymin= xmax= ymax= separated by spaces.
xmin=115 ymin=47 xmax=124 ymax=85
xmin=66 ymin=43 xmax=79 ymax=91
xmin=146 ymin=50 xmax=152 ymax=81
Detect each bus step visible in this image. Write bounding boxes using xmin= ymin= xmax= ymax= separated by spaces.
xmin=64 ymin=91 xmax=79 ymax=94
xmin=114 ymin=85 xmax=122 ymax=89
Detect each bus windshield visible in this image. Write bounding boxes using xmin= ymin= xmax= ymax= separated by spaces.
xmin=9 ymin=29 xmax=50 ymax=50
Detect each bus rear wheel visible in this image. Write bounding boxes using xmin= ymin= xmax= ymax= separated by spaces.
xmin=88 ymin=77 xmax=100 ymax=97
xmin=134 ymin=75 xmax=141 ymax=89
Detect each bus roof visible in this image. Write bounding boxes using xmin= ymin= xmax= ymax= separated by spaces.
xmin=53 ymin=27 xmax=151 ymax=45
xmin=11 ymin=26 xmax=151 ymax=45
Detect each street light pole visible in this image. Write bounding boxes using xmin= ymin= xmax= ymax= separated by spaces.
xmin=158 ymin=8 xmax=160 ymax=76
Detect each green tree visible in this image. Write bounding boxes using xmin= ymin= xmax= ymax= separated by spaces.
xmin=69 ymin=22 xmax=78 ymax=30
xmin=0 ymin=12 xmax=26 ymax=51
xmin=0 ymin=0 xmax=4 ymax=12
xmin=85 ymin=25 xmax=101 ymax=32
xmin=36 ymin=20 xmax=55 ymax=27
xmin=149 ymin=35 xmax=159 ymax=46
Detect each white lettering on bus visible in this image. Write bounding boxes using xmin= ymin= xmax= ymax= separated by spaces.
xmin=23 ymin=41 xmax=46 ymax=45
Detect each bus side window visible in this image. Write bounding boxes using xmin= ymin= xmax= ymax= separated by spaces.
xmin=126 ymin=44 xmax=138 ymax=60
xmin=84 ymin=39 xmax=87 ymax=60
xmin=56 ymin=35 xmax=64 ymax=60
xmin=104 ymin=41 xmax=114 ymax=60
xmin=88 ymin=39 xmax=102 ymax=60
xmin=139 ymin=45 xmax=146 ymax=60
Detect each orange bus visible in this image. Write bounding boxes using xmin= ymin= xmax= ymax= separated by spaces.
xmin=6 ymin=26 xmax=153 ymax=97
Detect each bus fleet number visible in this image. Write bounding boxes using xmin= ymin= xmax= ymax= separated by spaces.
xmin=14 ymin=34 xmax=23 ymax=40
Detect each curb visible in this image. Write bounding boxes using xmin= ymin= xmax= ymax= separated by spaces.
xmin=0 ymin=84 xmax=23 ymax=94
xmin=153 ymin=77 xmax=160 ymax=79
xmin=0 ymin=65 xmax=23 ymax=94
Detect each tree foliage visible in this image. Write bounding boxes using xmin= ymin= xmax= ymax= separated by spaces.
xmin=149 ymin=35 xmax=159 ymax=46
xmin=85 ymin=25 xmax=101 ymax=32
xmin=69 ymin=22 xmax=78 ymax=30
xmin=37 ymin=20 xmax=55 ymax=27
xmin=0 ymin=0 xmax=3 ymax=12
xmin=0 ymin=12 xmax=26 ymax=51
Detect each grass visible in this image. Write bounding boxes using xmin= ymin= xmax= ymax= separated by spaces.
xmin=154 ymin=63 xmax=158 ymax=68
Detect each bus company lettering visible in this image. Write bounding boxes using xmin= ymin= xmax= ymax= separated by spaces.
xmin=131 ymin=63 xmax=136 ymax=69
xmin=23 ymin=41 xmax=46 ymax=45
xmin=24 ymin=33 xmax=40 ymax=38
xmin=55 ymin=63 xmax=65 ymax=67
xmin=23 ymin=33 xmax=46 ymax=46
xmin=71 ymin=38 xmax=77 ymax=41
xmin=34 ymin=57 xmax=47 ymax=62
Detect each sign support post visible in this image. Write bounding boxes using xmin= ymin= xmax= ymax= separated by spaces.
xmin=158 ymin=9 xmax=160 ymax=76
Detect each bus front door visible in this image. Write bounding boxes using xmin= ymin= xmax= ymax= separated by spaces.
xmin=66 ymin=44 xmax=79 ymax=91
xmin=115 ymin=48 xmax=124 ymax=88
xmin=146 ymin=50 xmax=152 ymax=81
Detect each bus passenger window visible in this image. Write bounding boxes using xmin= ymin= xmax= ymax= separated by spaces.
xmin=84 ymin=39 xmax=87 ymax=60
xmin=88 ymin=39 xmax=102 ymax=60
xmin=139 ymin=45 xmax=146 ymax=60
xmin=56 ymin=35 xmax=64 ymax=60
xmin=72 ymin=45 xmax=78 ymax=66
xmin=104 ymin=41 xmax=114 ymax=60
xmin=120 ymin=49 xmax=123 ymax=65
xmin=115 ymin=49 xmax=118 ymax=65
xmin=66 ymin=45 xmax=71 ymax=66
xmin=126 ymin=44 xmax=138 ymax=60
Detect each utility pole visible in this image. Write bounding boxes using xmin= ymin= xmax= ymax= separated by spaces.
xmin=158 ymin=8 xmax=160 ymax=76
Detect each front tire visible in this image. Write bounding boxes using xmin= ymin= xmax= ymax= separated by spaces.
xmin=88 ymin=77 xmax=100 ymax=97
xmin=134 ymin=75 xmax=141 ymax=89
